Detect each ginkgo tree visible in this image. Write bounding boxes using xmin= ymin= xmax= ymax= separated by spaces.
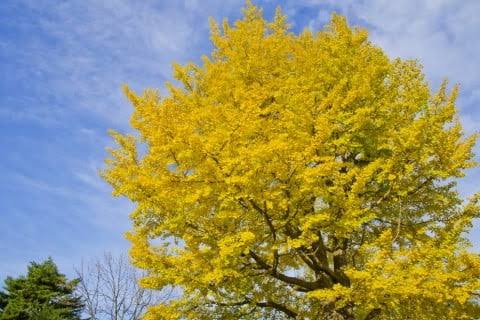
xmin=103 ymin=3 xmax=480 ymax=319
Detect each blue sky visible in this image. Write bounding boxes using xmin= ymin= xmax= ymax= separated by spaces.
xmin=1 ymin=0 xmax=479 ymax=280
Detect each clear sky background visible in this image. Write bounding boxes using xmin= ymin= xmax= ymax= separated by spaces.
xmin=1 ymin=0 xmax=479 ymax=280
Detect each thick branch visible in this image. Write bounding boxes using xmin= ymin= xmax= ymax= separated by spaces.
xmin=210 ymin=298 xmax=298 ymax=319
xmin=364 ymin=308 xmax=382 ymax=320
xmin=248 ymin=199 xmax=277 ymax=240
xmin=246 ymin=199 xmax=280 ymax=270
xmin=256 ymin=300 xmax=297 ymax=319
xmin=249 ymin=250 xmax=328 ymax=291
xmin=284 ymin=225 xmax=340 ymax=284
xmin=312 ymin=232 xmax=329 ymax=267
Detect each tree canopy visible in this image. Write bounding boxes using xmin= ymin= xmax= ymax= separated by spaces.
xmin=104 ymin=3 xmax=480 ymax=319
xmin=0 ymin=258 xmax=83 ymax=320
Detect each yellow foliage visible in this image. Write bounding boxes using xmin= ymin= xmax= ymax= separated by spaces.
xmin=103 ymin=2 xmax=480 ymax=319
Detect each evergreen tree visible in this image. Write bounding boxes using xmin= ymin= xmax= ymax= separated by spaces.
xmin=0 ymin=292 xmax=7 ymax=314
xmin=0 ymin=258 xmax=83 ymax=320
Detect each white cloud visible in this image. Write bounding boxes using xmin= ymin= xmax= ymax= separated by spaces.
xmin=291 ymin=0 xmax=480 ymax=92
xmin=1 ymin=0 xmax=243 ymax=127
xmin=287 ymin=0 xmax=480 ymax=147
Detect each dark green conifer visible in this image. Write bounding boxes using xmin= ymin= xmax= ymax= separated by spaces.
xmin=0 ymin=258 xmax=83 ymax=320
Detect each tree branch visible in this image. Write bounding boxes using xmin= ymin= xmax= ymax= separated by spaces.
xmin=364 ymin=307 xmax=382 ymax=320
xmin=209 ymin=297 xmax=298 ymax=319
xmin=249 ymin=250 xmax=328 ymax=291
xmin=256 ymin=300 xmax=297 ymax=319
